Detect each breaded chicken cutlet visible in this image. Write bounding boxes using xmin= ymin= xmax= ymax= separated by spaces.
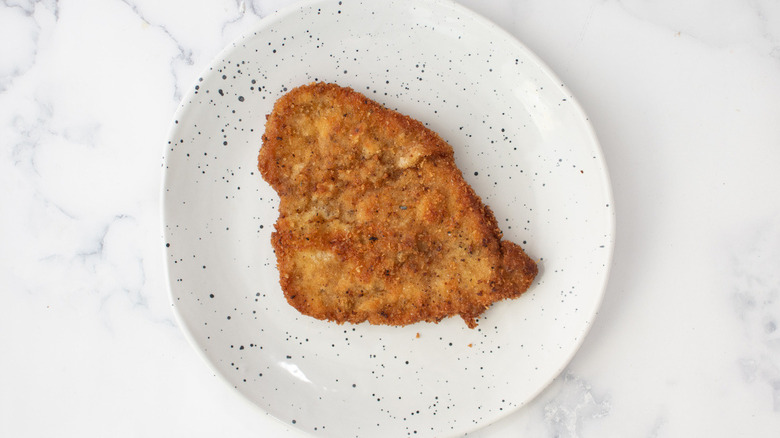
xmin=258 ymin=82 xmax=537 ymax=328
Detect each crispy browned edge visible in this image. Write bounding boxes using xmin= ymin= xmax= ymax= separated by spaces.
xmin=258 ymin=82 xmax=538 ymax=328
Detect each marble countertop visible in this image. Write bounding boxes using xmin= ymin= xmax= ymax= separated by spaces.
xmin=2 ymin=0 xmax=779 ymax=436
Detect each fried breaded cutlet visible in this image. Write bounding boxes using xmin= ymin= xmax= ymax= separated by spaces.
xmin=258 ymin=82 xmax=537 ymax=328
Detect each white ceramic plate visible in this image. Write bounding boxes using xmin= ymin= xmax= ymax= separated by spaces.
xmin=163 ymin=0 xmax=614 ymax=437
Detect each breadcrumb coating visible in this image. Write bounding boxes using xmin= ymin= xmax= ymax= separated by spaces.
xmin=258 ymin=82 xmax=537 ymax=328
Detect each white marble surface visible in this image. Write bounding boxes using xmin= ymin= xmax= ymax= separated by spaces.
xmin=2 ymin=0 xmax=779 ymax=436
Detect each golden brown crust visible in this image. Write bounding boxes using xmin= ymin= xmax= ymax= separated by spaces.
xmin=258 ymin=82 xmax=537 ymax=328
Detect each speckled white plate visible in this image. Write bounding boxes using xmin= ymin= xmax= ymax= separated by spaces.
xmin=163 ymin=0 xmax=614 ymax=437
